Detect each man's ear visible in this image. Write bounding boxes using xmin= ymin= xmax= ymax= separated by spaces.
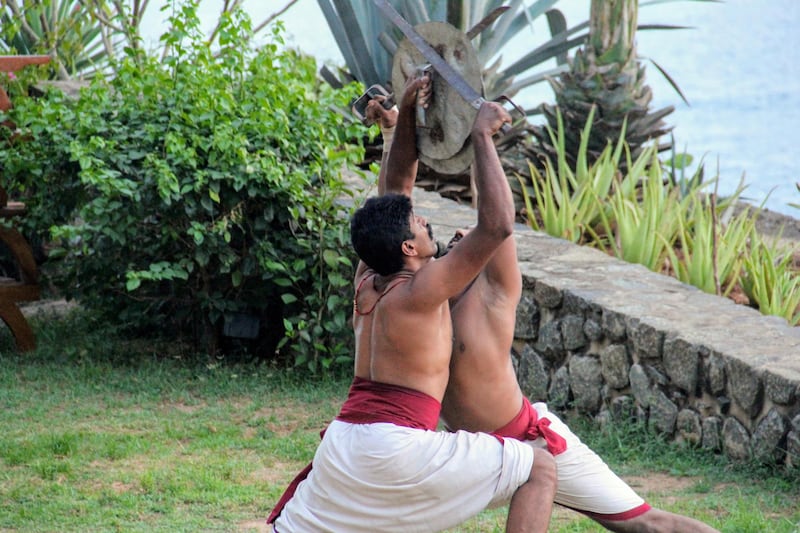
xmin=401 ymin=240 xmax=417 ymax=257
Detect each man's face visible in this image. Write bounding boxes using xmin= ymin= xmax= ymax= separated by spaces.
xmin=408 ymin=211 xmax=436 ymax=255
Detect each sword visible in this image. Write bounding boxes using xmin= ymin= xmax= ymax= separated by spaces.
xmin=373 ymin=0 xmax=518 ymax=134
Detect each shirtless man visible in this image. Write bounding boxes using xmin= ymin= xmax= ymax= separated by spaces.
xmin=440 ymin=226 xmax=721 ymax=533
xmin=268 ymin=75 xmax=557 ymax=532
xmin=370 ymin=81 xmax=721 ymax=533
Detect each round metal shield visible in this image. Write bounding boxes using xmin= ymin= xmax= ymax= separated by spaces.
xmin=392 ymin=21 xmax=483 ymax=172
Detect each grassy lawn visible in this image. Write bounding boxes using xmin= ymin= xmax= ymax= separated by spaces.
xmin=1 ymin=309 xmax=798 ymax=532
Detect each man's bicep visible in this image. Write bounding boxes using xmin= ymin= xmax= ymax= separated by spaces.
xmin=413 ymin=237 xmax=497 ymax=304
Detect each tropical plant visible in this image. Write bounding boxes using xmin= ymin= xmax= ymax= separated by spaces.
xmin=666 ymin=192 xmax=754 ymax=296
xmin=0 ymin=0 xmax=111 ymax=79
xmin=315 ymin=0 xmax=574 ymax=98
xmin=314 ymin=0 xmax=584 ymax=203
xmin=527 ymin=0 xmax=676 ymax=176
xmin=597 ymin=146 xmax=687 ymax=271
xmin=664 ymin=134 xmax=707 ymax=200
xmin=740 ymin=233 xmax=800 ymax=326
xmin=0 ymin=2 xmax=365 ymax=369
xmin=515 ymin=101 xmax=800 ymax=325
xmin=314 ymin=0 xmax=702 ymax=210
xmin=517 ymin=105 xmax=622 ymax=243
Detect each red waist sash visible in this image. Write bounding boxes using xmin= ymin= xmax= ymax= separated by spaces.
xmin=267 ymin=377 xmax=441 ymax=524
xmin=493 ymin=397 xmax=567 ymax=456
xmin=337 ymin=376 xmax=441 ymax=429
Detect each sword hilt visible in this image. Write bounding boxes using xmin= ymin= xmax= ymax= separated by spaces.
xmin=416 ymin=63 xmax=433 ymax=127
xmin=493 ymin=95 xmax=526 ymax=135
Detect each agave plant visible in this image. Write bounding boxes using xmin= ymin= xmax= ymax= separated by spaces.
xmin=740 ymin=231 xmax=800 ymax=326
xmin=315 ymin=0 xmax=583 ymax=202
xmin=315 ymin=0 xmax=702 ymax=207
xmin=315 ymin=1 xmax=580 ymax=103
xmin=526 ymin=0 xmax=688 ymax=174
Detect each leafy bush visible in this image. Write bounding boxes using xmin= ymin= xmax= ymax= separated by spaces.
xmin=0 ymin=2 xmax=365 ymax=370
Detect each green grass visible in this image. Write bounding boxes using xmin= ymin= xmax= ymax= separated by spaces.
xmin=1 ymin=308 xmax=798 ymax=532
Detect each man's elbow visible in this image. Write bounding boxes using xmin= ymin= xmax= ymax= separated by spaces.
xmin=487 ymin=221 xmax=513 ymax=241
xmin=497 ymin=225 xmax=513 ymax=241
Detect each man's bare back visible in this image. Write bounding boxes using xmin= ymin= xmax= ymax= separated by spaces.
xmin=352 ymin=253 xmax=453 ymax=400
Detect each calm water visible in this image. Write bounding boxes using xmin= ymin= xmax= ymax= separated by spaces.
xmin=154 ymin=1 xmax=800 ymax=216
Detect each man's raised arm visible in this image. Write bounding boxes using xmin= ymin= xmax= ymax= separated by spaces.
xmin=431 ymin=100 xmax=515 ymax=292
xmin=366 ymin=75 xmax=430 ymax=197
xmin=409 ymin=101 xmax=514 ymax=306
xmin=473 ymin=103 xmax=514 ymax=232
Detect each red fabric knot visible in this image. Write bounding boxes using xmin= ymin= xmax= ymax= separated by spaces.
xmin=492 ymin=398 xmax=568 ymax=456
xmin=523 ymin=416 xmax=567 ymax=456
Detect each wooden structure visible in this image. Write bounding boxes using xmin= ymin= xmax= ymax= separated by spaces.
xmin=0 ymin=55 xmax=50 ymax=351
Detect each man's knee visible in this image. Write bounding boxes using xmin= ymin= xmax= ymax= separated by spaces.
xmin=530 ymin=448 xmax=557 ymax=488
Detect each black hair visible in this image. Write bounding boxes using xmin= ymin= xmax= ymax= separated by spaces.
xmin=350 ymin=193 xmax=414 ymax=275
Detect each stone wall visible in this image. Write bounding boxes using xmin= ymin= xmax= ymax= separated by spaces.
xmin=407 ymin=183 xmax=800 ymax=468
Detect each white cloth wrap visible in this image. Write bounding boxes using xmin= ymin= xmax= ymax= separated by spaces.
xmin=380 ymin=123 xmax=395 ymax=152
xmin=524 ymin=402 xmax=647 ymax=516
xmin=273 ymin=419 xmax=535 ymax=532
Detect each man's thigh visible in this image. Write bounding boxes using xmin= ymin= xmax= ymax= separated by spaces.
xmin=526 ymin=403 xmax=647 ymax=517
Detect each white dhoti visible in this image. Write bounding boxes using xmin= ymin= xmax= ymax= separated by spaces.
xmin=525 ymin=402 xmax=650 ymax=520
xmin=273 ymin=419 xmax=535 ymax=532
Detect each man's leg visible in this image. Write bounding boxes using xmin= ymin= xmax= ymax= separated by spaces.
xmin=528 ymin=403 xmax=719 ymax=533
xmin=595 ymin=508 xmax=720 ymax=533
xmin=506 ymin=448 xmax=557 ymax=533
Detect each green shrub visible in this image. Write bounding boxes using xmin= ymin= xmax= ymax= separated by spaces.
xmin=0 ymin=1 xmax=365 ymax=370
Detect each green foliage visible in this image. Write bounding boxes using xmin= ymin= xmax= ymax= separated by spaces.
xmin=667 ymin=193 xmax=754 ymax=297
xmin=318 ymin=0 xmax=577 ymax=101
xmin=740 ymin=233 xmax=800 ymax=326
xmin=317 ymin=0 xmax=697 ymax=109
xmin=599 ymin=149 xmax=686 ymax=271
xmin=517 ymin=113 xmax=800 ymax=326
xmin=664 ymin=135 xmax=707 ymax=199
xmin=519 ymin=105 xmax=620 ymax=244
xmin=0 ymin=1 xmax=365 ymax=370
xmin=0 ymin=1 xmax=313 ymax=81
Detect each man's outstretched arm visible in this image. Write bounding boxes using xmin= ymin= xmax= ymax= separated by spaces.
xmin=469 ymin=102 xmax=515 ymax=249
xmin=366 ymin=74 xmax=430 ymax=197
